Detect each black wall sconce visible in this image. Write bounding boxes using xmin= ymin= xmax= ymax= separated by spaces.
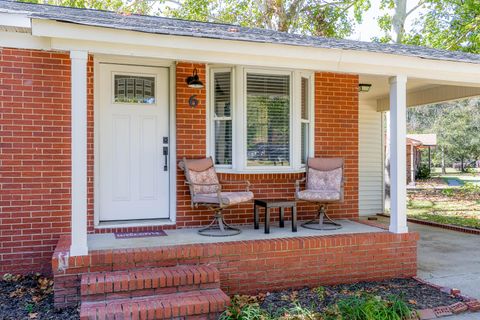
xmin=186 ymin=68 xmax=204 ymax=89
xmin=358 ymin=83 xmax=372 ymax=92
xmin=186 ymin=68 xmax=203 ymax=108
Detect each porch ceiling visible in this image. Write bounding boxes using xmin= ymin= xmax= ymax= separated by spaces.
xmin=359 ymin=74 xmax=480 ymax=111
xmin=87 ymin=220 xmax=385 ymax=251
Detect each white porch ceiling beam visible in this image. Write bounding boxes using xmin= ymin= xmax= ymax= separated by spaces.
xmin=70 ymin=50 xmax=89 ymax=257
xmin=377 ymin=85 xmax=480 ymax=111
xmin=389 ymin=75 xmax=408 ymax=234
xmin=29 ymin=19 xmax=480 ymax=85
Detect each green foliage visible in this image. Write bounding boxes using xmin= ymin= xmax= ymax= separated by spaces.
xmin=279 ymin=303 xmax=321 ymax=320
xmin=415 ymin=164 xmax=431 ymax=180
xmin=408 ymin=99 xmax=480 ymax=173
xmin=324 ymin=294 xmax=411 ymax=320
xmin=406 ymin=0 xmax=480 ymax=53
xmin=221 ymin=294 xmax=411 ymax=320
xmin=441 ymin=188 xmax=455 ymax=197
xmin=434 ymin=102 xmax=480 ymax=172
xmin=313 ymin=286 xmax=326 ymax=300
xmin=220 ymin=296 xmax=271 ymax=320
xmin=162 ymin=0 xmax=371 ymax=38
xmin=460 ymin=182 xmax=480 ymax=194
xmin=24 ymin=303 xmax=35 ymax=313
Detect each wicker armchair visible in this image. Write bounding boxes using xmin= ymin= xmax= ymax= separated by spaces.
xmin=295 ymin=157 xmax=344 ymax=230
xmin=179 ymin=157 xmax=253 ymax=236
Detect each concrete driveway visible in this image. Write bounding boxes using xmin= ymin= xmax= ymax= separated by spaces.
xmin=376 ymin=217 xmax=480 ymax=319
xmin=414 ymin=222 xmax=480 ymax=319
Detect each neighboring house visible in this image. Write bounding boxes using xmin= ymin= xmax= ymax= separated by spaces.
xmin=1 ymin=1 xmax=480 ymax=318
xmin=406 ymin=134 xmax=437 ymax=184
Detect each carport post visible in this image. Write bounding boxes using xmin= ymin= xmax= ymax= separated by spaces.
xmin=389 ymin=75 xmax=409 ymax=234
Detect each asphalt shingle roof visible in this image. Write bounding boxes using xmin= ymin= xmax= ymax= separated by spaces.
xmin=1 ymin=0 xmax=480 ymax=65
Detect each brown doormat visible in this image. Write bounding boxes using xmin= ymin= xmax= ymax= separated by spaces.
xmin=114 ymin=230 xmax=167 ymax=239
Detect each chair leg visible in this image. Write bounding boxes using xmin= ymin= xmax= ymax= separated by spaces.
xmin=301 ymin=205 xmax=342 ymax=230
xmin=198 ymin=209 xmax=241 ymax=237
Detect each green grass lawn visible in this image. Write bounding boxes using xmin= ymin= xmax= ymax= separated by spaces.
xmin=407 ymin=198 xmax=480 ymax=229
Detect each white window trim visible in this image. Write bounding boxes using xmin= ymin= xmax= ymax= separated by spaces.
xmin=207 ymin=65 xmax=315 ymax=174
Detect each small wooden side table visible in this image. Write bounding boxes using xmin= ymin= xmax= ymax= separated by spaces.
xmin=253 ymin=199 xmax=297 ymax=234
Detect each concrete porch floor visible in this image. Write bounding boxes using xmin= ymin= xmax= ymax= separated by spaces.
xmin=88 ymin=219 xmax=386 ymax=251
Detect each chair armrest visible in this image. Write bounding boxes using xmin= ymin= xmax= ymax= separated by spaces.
xmin=185 ymin=181 xmax=221 ymax=187
xmin=295 ymin=178 xmax=306 ymax=193
xmin=219 ymin=180 xmax=251 ymax=192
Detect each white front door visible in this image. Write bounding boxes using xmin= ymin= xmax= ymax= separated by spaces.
xmin=98 ymin=64 xmax=170 ymax=221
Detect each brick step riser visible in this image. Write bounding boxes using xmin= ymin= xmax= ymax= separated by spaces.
xmin=80 ymin=289 xmax=230 ymax=320
xmin=81 ymin=266 xmax=220 ymax=299
xmin=82 ymin=282 xmax=220 ymax=303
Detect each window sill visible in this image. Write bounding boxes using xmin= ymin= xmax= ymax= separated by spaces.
xmin=215 ymin=167 xmax=306 ymax=174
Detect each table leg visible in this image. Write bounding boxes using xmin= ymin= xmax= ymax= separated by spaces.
xmin=279 ymin=207 xmax=285 ymax=228
xmin=292 ymin=206 xmax=297 ymax=232
xmin=265 ymin=208 xmax=270 ymax=234
xmin=254 ymin=204 xmax=259 ymax=229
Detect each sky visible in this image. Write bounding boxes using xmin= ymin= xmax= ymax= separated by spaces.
xmin=349 ymin=0 xmax=425 ymax=42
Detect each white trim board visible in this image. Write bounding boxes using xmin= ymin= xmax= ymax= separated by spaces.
xmin=24 ymin=19 xmax=480 ymax=85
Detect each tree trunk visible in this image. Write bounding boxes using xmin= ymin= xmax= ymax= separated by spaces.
xmin=441 ymin=146 xmax=446 ymax=174
xmin=392 ymin=0 xmax=407 ymax=43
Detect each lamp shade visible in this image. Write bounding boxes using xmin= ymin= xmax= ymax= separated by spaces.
xmin=359 ymin=83 xmax=372 ymax=92
xmin=186 ymin=68 xmax=204 ymax=89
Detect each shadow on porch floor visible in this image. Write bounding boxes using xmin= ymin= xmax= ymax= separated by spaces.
xmin=87 ymin=219 xmax=386 ymax=250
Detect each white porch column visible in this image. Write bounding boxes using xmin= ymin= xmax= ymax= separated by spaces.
xmin=70 ymin=50 xmax=89 ymax=256
xmin=389 ymin=75 xmax=409 ymax=234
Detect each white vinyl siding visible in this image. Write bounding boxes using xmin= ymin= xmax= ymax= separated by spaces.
xmin=359 ymin=102 xmax=384 ymax=216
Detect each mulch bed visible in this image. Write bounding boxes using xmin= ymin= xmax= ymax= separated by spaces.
xmin=0 ymin=274 xmax=78 ymax=320
xmin=260 ymin=278 xmax=463 ymax=317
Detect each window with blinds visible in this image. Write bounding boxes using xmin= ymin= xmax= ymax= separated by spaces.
xmin=301 ymin=77 xmax=310 ymax=165
xmin=246 ymin=73 xmax=290 ymax=167
xmin=212 ymin=71 xmax=232 ymax=166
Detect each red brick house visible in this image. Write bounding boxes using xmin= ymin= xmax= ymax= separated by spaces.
xmin=1 ymin=1 xmax=480 ymax=318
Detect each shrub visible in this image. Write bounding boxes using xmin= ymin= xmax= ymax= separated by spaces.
xmin=221 ymin=294 xmax=412 ymax=320
xmin=460 ymin=182 xmax=480 ymax=194
xmin=323 ymin=294 xmax=411 ymax=320
xmin=415 ymin=164 xmax=431 ymax=180
xmin=441 ymin=188 xmax=455 ymax=197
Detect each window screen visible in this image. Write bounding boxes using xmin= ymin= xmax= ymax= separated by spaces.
xmin=212 ymin=71 xmax=232 ymax=165
xmin=246 ymin=73 xmax=290 ymax=167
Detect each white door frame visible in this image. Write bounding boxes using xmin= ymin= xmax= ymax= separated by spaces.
xmin=93 ymin=55 xmax=177 ymax=228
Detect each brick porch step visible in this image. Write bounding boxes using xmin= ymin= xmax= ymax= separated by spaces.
xmin=80 ymin=288 xmax=230 ymax=320
xmin=81 ymin=265 xmax=220 ymax=302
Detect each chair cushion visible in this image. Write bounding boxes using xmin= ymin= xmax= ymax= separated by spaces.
xmin=297 ymin=190 xmax=341 ymax=202
xmin=307 ymin=167 xmax=342 ymax=192
xmin=188 ymin=167 xmax=220 ymax=194
xmin=193 ymin=192 xmax=254 ymax=206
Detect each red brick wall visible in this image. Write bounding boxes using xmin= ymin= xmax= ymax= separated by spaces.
xmin=52 ymin=229 xmax=419 ymax=308
xmin=315 ymin=72 xmax=359 ymax=219
xmin=1 ymin=53 xmax=359 ymax=275
xmin=0 ymin=48 xmax=72 ymax=275
xmin=176 ymin=64 xmax=359 ymax=226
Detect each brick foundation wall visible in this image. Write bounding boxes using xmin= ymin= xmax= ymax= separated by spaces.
xmin=176 ymin=64 xmax=359 ymax=227
xmin=52 ymin=229 xmax=419 ymax=308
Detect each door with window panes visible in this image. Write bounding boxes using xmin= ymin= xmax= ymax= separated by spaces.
xmin=98 ymin=64 xmax=170 ymax=222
